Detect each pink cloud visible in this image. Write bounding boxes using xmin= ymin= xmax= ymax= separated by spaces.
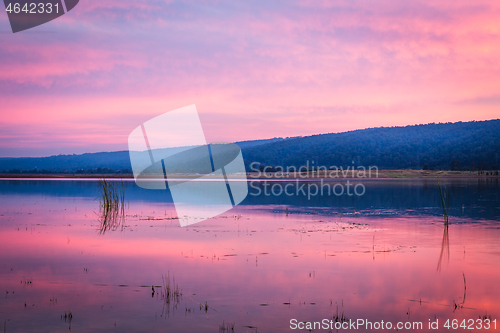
xmin=0 ymin=0 xmax=500 ymax=156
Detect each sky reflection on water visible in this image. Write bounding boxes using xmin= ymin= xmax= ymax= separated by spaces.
xmin=0 ymin=179 xmax=499 ymax=332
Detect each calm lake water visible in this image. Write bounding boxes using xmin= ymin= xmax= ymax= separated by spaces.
xmin=0 ymin=178 xmax=499 ymax=332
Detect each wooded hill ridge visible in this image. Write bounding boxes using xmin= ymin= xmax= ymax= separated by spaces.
xmin=1 ymin=119 xmax=498 ymax=174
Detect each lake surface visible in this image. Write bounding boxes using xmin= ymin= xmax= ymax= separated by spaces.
xmin=0 ymin=178 xmax=499 ymax=332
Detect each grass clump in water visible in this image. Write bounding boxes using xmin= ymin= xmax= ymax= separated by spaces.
xmin=219 ymin=321 xmax=235 ymax=332
xmin=96 ymin=178 xmax=126 ymax=234
xmin=160 ymin=273 xmax=182 ymax=318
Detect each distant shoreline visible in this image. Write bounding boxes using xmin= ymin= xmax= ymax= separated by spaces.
xmin=0 ymin=170 xmax=498 ymax=179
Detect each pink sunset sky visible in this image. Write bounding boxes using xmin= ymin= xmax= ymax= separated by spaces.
xmin=0 ymin=0 xmax=499 ymax=157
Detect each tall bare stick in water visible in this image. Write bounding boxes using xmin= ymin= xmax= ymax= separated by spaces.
xmin=437 ymin=179 xmax=450 ymax=271
xmin=437 ymin=180 xmax=449 ymax=226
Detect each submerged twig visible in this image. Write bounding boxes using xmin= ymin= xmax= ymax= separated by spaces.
xmin=454 ymin=272 xmax=467 ymax=311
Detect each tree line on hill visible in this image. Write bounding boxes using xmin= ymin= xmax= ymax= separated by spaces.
xmin=0 ymin=119 xmax=499 ymax=174
xmin=242 ymin=120 xmax=500 ymax=172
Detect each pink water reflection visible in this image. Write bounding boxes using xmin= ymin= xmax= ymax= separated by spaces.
xmin=0 ymin=193 xmax=499 ymax=332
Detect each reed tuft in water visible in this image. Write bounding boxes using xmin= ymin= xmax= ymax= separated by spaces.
xmin=160 ymin=273 xmax=182 ymax=318
xmin=219 ymin=320 xmax=235 ymax=333
xmin=96 ymin=178 xmax=126 ymax=233
xmin=98 ymin=178 xmax=125 ymax=212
